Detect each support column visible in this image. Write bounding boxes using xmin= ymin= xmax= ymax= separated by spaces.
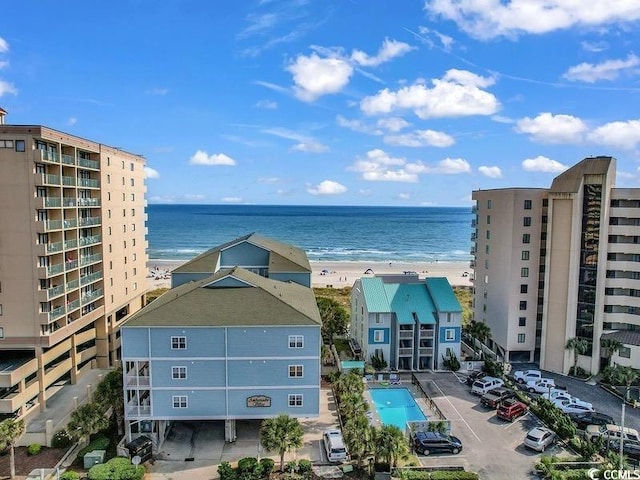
xmin=224 ymin=419 xmax=236 ymax=443
xmin=95 ymin=314 xmax=109 ymax=368
xmin=70 ymin=333 xmax=78 ymax=384
xmin=36 ymin=347 xmax=46 ymax=411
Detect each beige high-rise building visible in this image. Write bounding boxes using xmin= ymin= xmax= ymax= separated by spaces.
xmin=473 ymin=156 xmax=640 ymax=375
xmin=0 ymin=112 xmax=148 ymax=422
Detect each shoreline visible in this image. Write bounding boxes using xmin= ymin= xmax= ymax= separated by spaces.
xmin=146 ymin=258 xmax=473 ymax=290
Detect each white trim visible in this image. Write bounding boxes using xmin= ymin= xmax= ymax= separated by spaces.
xmin=288 ymin=393 xmax=304 ymax=407
xmin=152 ymin=385 xmax=320 ymax=391
xmin=170 ymin=336 xmax=187 ymax=350
xmin=172 ymin=395 xmax=188 ymax=408
xmin=288 ymin=335 xmax=304 ymax=348
xmin=171 ymin=366 xmax=187 ymax=380
xmin=143 ymin=356 xmax=319 ymax=361
xmin=288 ymin=365 xmax=304 ymax=378
xmin=125 ymin=413 xmax=320 ymax=421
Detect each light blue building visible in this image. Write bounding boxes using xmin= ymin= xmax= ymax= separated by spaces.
xmin=121 ymin=235 xmax=321 ymax=446
xmin=350 ymin=274 xmax=462 ymax=371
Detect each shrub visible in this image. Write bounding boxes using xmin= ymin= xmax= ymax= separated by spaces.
xmin=399 ymin=471 xmax=430 ymax=480
xmin=218 ymin=461 xmax=237 ymax=480
xmin=60 ymin=472 xmax=81 ymax=480
xmin=370 ymin=352 xmax=387 ymax=371
xmin=238 ymin=457 xmax=259 ymax=472
xmin=88 ymin=456 xmax=145 ymax=480
xmin=87 ymin=463 xmax=111 ymax=480
xmin=237 ymin=457 xmax=262 ymax=480
xmin=52 ymin=429 xmax=73 ymax=448
xmin=442 ymin=353 xmax=461 ymax=372
xmin=27 ymin=443 xmax=41 ymax=455
xmin=77 ymin=435 xmax=110 ymax=459
xmin=298 ymin=459 xmax=312 ymax=474
xmin=285 ymin=460 xmax=298 ymax=473
xmin=483 ymin=358 xmax=504 ymax=377
xmin=430 ymin=472 xmax=479 ymax=480
xmin=259 ymin=458 xmax=275 ymax=477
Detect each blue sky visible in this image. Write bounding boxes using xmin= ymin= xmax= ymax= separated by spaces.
xmin=2 ymin=1 xmax=640 ymax=206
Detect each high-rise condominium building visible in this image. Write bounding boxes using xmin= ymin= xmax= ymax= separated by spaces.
xmin=472 ymin=156 xmax=640 ymax=375
xmin=0 ymin=111 xmax=148 ymax=422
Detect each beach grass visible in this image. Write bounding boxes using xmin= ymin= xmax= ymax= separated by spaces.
xmin=312 ymin=286 xmax=351 ymax=311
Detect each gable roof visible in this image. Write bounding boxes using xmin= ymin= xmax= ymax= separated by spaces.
xmin=426 ymin=277 xmax=462 ymax=312
xmin=172 ymin=233 xmax=311 ymax=274
xmin=602 ymin=330 xmax=640 ymax=347
xmin=124 ymin=267 xmax=321 ymax=328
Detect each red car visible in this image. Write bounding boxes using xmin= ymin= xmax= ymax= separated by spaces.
xmin=496 ymin=399 xmax=528 ymax=422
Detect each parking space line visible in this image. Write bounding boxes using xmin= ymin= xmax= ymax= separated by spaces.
xmin=503 ymin=414 xmax=529 ymax=430
xmin=431 ymin=380 xmax=481 ymax=442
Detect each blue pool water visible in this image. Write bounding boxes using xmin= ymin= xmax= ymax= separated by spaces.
xmin=369 ymin=388 xmax=427 ymax=430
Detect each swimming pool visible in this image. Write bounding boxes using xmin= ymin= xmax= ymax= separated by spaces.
xmin=369 ymin=387 xmax=427 ymax=430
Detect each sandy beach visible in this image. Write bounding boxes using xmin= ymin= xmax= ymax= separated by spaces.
xmin=146 ymin=259 xmax=473 ymax=290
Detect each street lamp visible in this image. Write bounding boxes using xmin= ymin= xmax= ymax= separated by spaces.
xmin=619 ymin=387 xmax=634 ymax=471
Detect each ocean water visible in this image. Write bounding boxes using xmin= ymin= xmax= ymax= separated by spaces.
xmin=146 ymin=204 xmax=473 ymax=263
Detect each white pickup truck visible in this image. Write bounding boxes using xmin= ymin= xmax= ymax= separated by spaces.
xmin=526 ymin=378 xmax=560 ymax=394
xmin=514 ymin=369 xmax=542 ymax=384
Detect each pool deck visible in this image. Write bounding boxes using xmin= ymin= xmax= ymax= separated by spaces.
xmin=363 ymin=374 xmax=440 ymax=432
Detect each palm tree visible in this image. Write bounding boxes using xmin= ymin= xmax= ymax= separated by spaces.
xmin=317 ymin=297 xmax=349 ymax=347
xmin=468 ymin=321 xmax=492 ymax=359
xmin=260 ymin=414 xmax=304 ymax=472
xmin=374 ymin=424 xmax=408 ymax=469
xmin=95 ymin=366 xmax=124 ymax=435
xmin=0 ymin=418 xmax=25 ymax=479
xmin=343 ymin=416 xmax=375 ymax=467
xmin=334 ymin=370 xmax=364 ymax=401
xmin=601 ymin=337 xmax=624 ymax=369
xmin=565 ymin=337 xmax=588 ymax=376
xmin=339 ymin=392 xmax=368 ymax=421
xmin=66 ymin=402 xmax=109 ymax=442
xmin=613 ymin=366 xmax=640 ymax=395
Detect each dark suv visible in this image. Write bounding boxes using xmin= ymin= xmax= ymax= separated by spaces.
xmin=568 ymin=411 xmax=615 ymax=430
xmin=412 ymin=431 xmax=463 ymax=455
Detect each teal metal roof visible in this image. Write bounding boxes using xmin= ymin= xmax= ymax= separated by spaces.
xmin=359 ymin=278 xmax=437 ymax=325
xmin=426 ymin=277 xmax=462 ymax=312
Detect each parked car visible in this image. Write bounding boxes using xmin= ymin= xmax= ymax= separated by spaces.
xmin=540 ymin=389 xmax=572 ymax=403
xmin=524 ymin=427 xmax=556 ymax=452
xmin=465 ymin=370 xmax=486 ymax=386
xmin=554 ymin=398 xmax=594 ymax=414
xmin=480 ymin=387 xmax=515 ymax=409
xmin=514 ymin=369 xmax=542 ymax=384
xmin=526 ymin=378 xmax=559 ymax=394
xmin=412 ymin=431 xmax=463 ymax=455
xmin=601 ymin=439 xmax=640 ymax=463
xmin=496 ymin=399 xmax=528 ymax=422
xmin=586 ymin=424 xmax=640 ymax=443
xmin=471 ymin=376 xmax=504 ymax=395
xmin=568 ymin=411 xmax=615 ymax=431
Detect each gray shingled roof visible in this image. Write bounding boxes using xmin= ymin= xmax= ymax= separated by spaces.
xmin=602 ymin=330 xmax=640 ymax=347
xmin=172 ymin=233 xmax=311 ymax=274
xmin=124 ymin=267 xmax=321 ymax=327
xmin=550 ymin=157 xmax=614 ymax=193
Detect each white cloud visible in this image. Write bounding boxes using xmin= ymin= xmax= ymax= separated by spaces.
xmin=417 ymin=26 xmax=455 ymax=51
xmin=262 ymin=127 xmax=329 ymax=153
xmin=377 ymin=117 xmax=410 ymax=132
xmin=360 ymin=69 xmax=499 ymax=119
xmin=491 ymin=115 xmax=515 ymax=124
xmin=257 ymin=177 xmax=281 ymax=184
xmin=0 ymin=80 xmax=17 ymax=97
xmin=581 ymin=41 xmax=608 ymax=53
xmin=253 ymin=80 xmax=289 ymax=94
xmin=67 ymin=117 xmax=77 ymax=126
xmin=0 ymin=38 xmax=8 ymax=53
xmin=515 ymin=112 xmax=588 ymax=143
xmin=0 ymin=60 xmax=8 ymax=69
xmin=563 ymin=54 xmax=640 ymax=83
xmin=287 ymin=53 xmax=353 ymax=102
xmin=522 ymin=155 xmax=568 ymax=173
xmin=189 ymin=150 xmax=236 ymax=166
xmin=424 ymin=0 xmax=640 ymax=40
xmin=384 ymin=129 xmax=455 ymax=147
xmin=336 ymin=115 xmax=381 ymax=135
xmin=221 ymin=196 xmax=244 ymax=203
xmin=145 ymin=88 xmax=169 ymax=95
xmin=349 ymin=149 xmax=418 ymax=183
xmin=351 ymin=38 xmax=414 ymax=67
xmin=588 ymin=120 xmax=640 ymax=150
xmin=149 ymin=194 xmax=206 ymax=203
xmin=307 ymin=180 xmax=347 ymax=195
xmin=398 ymin=192 xmax=411 ymax=200
xmin=478 ymin=165 xmax=503 ymax=178
xmin=291 ymin=142 xmax=329 ymax=153
xmin=255 ymin=99 xmax=278 ymax=109
xmin=145 ymin=167 xmax=160 ymax=179
xmin=407 ymin=158 xmax=472 ymax=174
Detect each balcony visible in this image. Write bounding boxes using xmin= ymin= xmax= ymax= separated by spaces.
xmin=470 ymin=246 xmax=476 ymax=255
xmin=399 ymin=331 xmax=413 ymax=339
xmin=79 ymin=216 xmax=101 ymax=227
xmin=46 ymin=263 xmax=64 ymax=277
xmin=41 ymin=174 xmax=61 ymax=186
xmin=419 ymin=347 xmax=434 ymax=356
xmin=77 ymin=178 xmax=100 ymax=188
xmin=77 ymin=197 xmax=100 ymax=207
xmin=46 ymin=284 xmax=65 ymax=300
xmin=41 ymin=150 xmax=59 ymax=164
xmin=65 ymin=260 xmax=78 ymax=271
xmin=399 ymin=347 xmax=413 ymax=356
xmin=126 ymin=404 xmax=151 ymax=417
xmin=61 ymin=176 xmax=76 ymax=187
xmin=61 ymin=153 xmax=75 ymax=166
xmin=419 ymin=328 xmax=435 ymax=339
xmin=470 ymin=260 xmax=476 ymax=268
xmin=471 ymin=219 xmax=477 ymax=227
xmin=80 ymin=253 xmax=102 ymax=266
xmin=79 ymin=235 xmax=101 ymax=247
xmin=48 ymin=305 xmax=65 ymax=322
xmin=66 ymin=299 xmax=80 ymax=312
xmin=0 ymin=358 xmax=38 ymax=388
xmin=80 ymin=271 xmax=102 ymax=286
xmin=45 ymin=241 xmax=63 ymax=254
xmin=78 ymin=158 xmax=99 ymax=169
xmin=63 ymin=218 xmax=78 ymax=229
xmin=81 ymin=289 xmax=103 ymax=305
xmin=64 ymin=238 xmax=78 ymax=249
xmin=43 ymin=219 xmax=62 ymax=231
xmin=471 ymin=232 xmax=477 ymax=240
xmin=125 ymin=375 xmax=151 ymax=388
xmin=66 ymin=279 xmax=79 ymax=291
xmin=0 ymin=380 xmax=40 ymax=414
xmin=62 ymin=197 xmax=76 ymax=207
xmin=44 ymin=197 xmax=61 ymax=208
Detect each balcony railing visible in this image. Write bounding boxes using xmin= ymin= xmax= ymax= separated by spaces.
xmin=125 ymin=375 xmax=151 ymax=388
xmin=44 ymin=219 xmax=62 ymax=231
xmin=77 ymin=178 xmax=100 ymax=188
xmin=46 ymin=263 xmax=64 ymax=276
xmin=64 ymin=239 xmax=78 ymax=249
xmin=63 ymin=197 xmax=76 ymax=207
xmin=77 ymin=198 xmax=100 ymax=207
xmin=44 ymin=197 xmax=61 ymax=208
xmin=399 ymin=347 xmax=413 ymax=356
xmin=66 ymin=299 xmax=80 ymax=312
xmin=42 ymin=174 xmax=61 ymax=186
xmin=66 ymin=279 xmax=79 ymax=291
xmin=80 ymin=271 xmax=102 ymax=286
xmin=61 ymin=153 xmax=75 ymax=166
xmin=399 ymin=331 xmax=413 ymax=338
xmin=81 ymin=289 xmax=103 ymax=305
xmin=419 ymin=347 xmax=434 ymax=356
xmin=126 ymin=405 xmax=151 ymax=417
xmin=471 ymin=232 xmax=477 ymax=240
xmin=419 ymin=328 xmax=435 ymax=338
xmin=61 ymin=176 xmax=76 ymax=187
xmin=48 ymin=305 xmax=65 ymax=322
xmin=78 ymin=158 xmax=99 ymax=169
xmin=45 ymin=241 xmax=63 ymax=254
xmin=79 ymin=216 xmax=101 ymax=227
xmin=46 ymin=284 xmax=65 ymax=300
xmin=79 ymin=235 xmax=101 ymax=247
xmin=470 ymin=260 xmax=476 ymax=268
xmin=65 ymin=259 xmax=78 ymax=270
xmin=41 ymin=150 xmax=59 ymax=163
xmin=80 ymin=253 xmax=102 ymax=266
xmin=63 ymin=218 xmax=77 ymax=229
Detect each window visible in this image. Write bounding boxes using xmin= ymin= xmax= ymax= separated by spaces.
xmin=520 ymin=284 xmax=528 ymax=294
xmin=0 ymin=139 xmax=14 ymax=148
xmin=522 ymin=251 xmax=530 ymax=261
xmin=172 ymin=396 xmax=188 ymax=408
xmin=132 ymin=208 xmax=135 ymax=216
xmin=445 ymin=329 xmax=455 ymax=341
xmin=487 ymin=215 xmax=491 ymax=225
xmin=521 ymin=267 xmax=529 ymax=278
xmin=523 ymin=217 xmax=532 ymax=227
xmin=171 ymin=336 xmax=186 ymax=349
xmin=619 ymin=347 xmax=631 ymax=358
xmin=289 ymin=365 xmax=303 ymax=377
xmin=487 ymin=199 xmax=492 ymax=209
xmin=484 ymin=259 xmax=489 ymax=269
xmin=0 ymin=327 xmax=4 ymax=338
xmin=524 ymin=199 xmax=532 ymax=210
xmin=373 ymin=330 xmax=384 ymax=342
xmin=523 ymin=233 xmax=530 ymax=244
xmin=486 ymin=230 xmax=490 ymax=240
xmin=374 ymin=314 xmax=382 ymax=324
xmin=172 ymin=366 xmax=187 ymax=379
xmin=288 ymin=394 xmax=303 ymax=407
xmin=0 ymin=304 xmax=2 ymax=316
xmin=288 ymin=335 xmax=303 ymax=348
xmin=107 ymin=174 xmax=111 ymax=184
xmin=15 ymin=140 xmax=25 ymax=152
xmin=131 ymin=178 xmax=135 ymax=186
xmin=130 ymin=162 xmax=134 ymax=171
xmin=519 ymin=317 xmax=526 ymax=327
xmin=517 ymin=334 xmax=526 ymax=343
xmin=519 ymin=301 xmax=527 ymax=310
xmin=485 ymin=245 xmax=490 ymax=254
xmin=131 ymin=193 xmax=135 ymax=201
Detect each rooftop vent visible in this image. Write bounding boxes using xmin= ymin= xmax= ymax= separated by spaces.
xmin=0 ymin=107 xmax=6 ymax=125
